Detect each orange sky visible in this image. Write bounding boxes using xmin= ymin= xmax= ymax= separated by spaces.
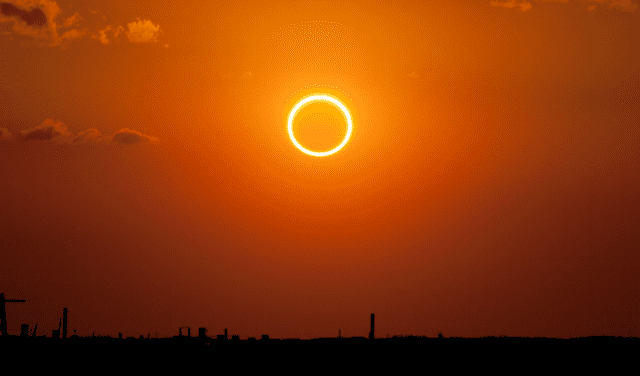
xmin=1 ymin=0 xmax=639 ymax=339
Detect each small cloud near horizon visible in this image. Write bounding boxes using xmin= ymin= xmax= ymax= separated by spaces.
xmin=111 ymin=128 xmax=160 ymax=145
xmin=0 ymin=119 xmax=159 ymax=146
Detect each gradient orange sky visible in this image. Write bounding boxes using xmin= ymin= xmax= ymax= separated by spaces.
xmin=1 ymin=0 xmax=639 ymax=339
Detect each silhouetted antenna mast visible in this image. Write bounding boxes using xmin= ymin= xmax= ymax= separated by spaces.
xmin=62 ymin=308 xmax=68 ymax=339
xmin=369 ymin=313 xmax=375 ymax=340
xmin=0 ymin=293 xmax=26 ymax=336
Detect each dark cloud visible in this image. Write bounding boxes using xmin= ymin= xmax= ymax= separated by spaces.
xmin=111 ymin=128 xmax=159 ymax=145
xmin=0 ymin=3 xmax=46 ymax=26
xmin=21 ymin=125 xmax=60 ymax=141
xmin=0 ymin=2 xmax=164 ymax=47
xmin=7 ymin=120 xmax=159 ymax=145
xmin=18 ymin=119 xmax=70 ymax=142
xmin=72 ymin=128 xmax=101 ymax=144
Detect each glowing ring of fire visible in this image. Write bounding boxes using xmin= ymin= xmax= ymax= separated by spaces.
xmin=288 ymin=94 xmax=353 ymax=157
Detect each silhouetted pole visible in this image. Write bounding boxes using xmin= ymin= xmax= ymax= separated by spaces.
xmin=369 ymin=313 xmax=375 ymax=340
xmin=0 ymin=293 xmax=26 ymax=336
xmin=62 ymin=308 xmax=68 ymax=339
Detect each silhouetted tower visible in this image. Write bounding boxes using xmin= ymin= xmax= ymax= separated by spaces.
xmin=178 ymin=327 xmax=191 ymax=337
xmin=199 ymin=328 xmax=207 ymax=338
xmin=62 ymin=308 xmax=68 ymax=339
xmin=224 ymin=328 xmax=228 ymax=340
xmin=20 ymin=324 xmax=29 ymax=337
xmin=0 ymin=293 xmax=26 ymax=336
xmin=32 ymin=324 xmax=37 ymax=337
xmin=369 ymin=313 xmax=375 ymax=340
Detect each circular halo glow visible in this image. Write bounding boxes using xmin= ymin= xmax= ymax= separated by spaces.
xmin=288 ymin=94 xmax=353 ymax=157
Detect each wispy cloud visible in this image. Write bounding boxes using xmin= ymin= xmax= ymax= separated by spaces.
xmin=1 ymin=119 xmax=159 ymax=145
xmin=586 ymin=0 xmax=639 ymax=12
xmin=490 ymin=0 xmax=533 ymax=11
xmin=93 ymin=19 xmax=162 ymax=45
xmin=0 ymin=1 xmax=164 ymax=47
xmin=490 ymin=0 xmax=638 ymax=12
xmin=239 ymin=71 xmax=253 ymax=80
xmin=93 ymin=24 xmax=124 ymax=45
xmin=62 ymin=11 xmax=80 ymax=28
xmin=125 ymin=19 xmax=161 ymax=43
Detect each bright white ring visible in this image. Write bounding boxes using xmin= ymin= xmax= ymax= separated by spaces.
xmin=288 ymin=94 xmax=353 ymax=157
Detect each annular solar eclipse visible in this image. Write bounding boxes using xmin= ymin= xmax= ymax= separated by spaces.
xmin=288 ymin=94 xmax=353 ymax=157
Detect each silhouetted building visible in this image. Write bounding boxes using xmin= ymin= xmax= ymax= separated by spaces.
xmin=62 ymin=308 xmax=68 ymax=339
xmin=20 ymin=324 xmax=28 ymax=337
xmin=225 ymin=328 xmax=228 ymax=340
xmin=199 ymin=328 xmax=207 ymax=338
xmin=119 ymin=333 xmax=123 ymax=339
xmin=232 ymin=335 xmax=239 ymax=340
xmin=369 ymin=313 xmax=375 ymax=340
xmin=0 ymin=293 xmax=26 ymax=336
xmin=179 ymin=327 xmax=191 ymax=337
xmin=262 ymin=335 xmax=269 ymax=340
xmin=52 ymin=329 xmax=60 ymax=339
xmin=217 ymin=335 xmax=226 ymax=340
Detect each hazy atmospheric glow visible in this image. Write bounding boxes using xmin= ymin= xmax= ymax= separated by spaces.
xmin=288 ymin=94 xmax=353 ymax=157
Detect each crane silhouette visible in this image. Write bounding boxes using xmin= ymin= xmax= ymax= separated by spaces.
xmin=0 ymin=293 xmax=26 ymax=336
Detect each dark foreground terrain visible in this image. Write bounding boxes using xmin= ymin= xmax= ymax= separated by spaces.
xmin=1 ymin=335 xmax=636 ymax=361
